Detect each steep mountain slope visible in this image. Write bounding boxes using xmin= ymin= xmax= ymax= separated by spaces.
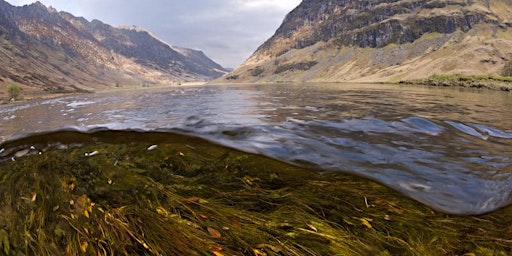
xmin=0 ymin=0 xmax=227 ymax=97
xmin=173 ymin=46 xmax=228 ymax=78
xmin=220 ymin=0 xmax=512 ymax=83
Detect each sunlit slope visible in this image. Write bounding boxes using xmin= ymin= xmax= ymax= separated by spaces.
xmin=219 ymin=0 xmax=512 ymax=83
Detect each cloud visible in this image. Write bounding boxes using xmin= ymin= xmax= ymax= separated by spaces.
xmin=237 ymin=0 xmax=300 ymax=11
xmin=6 ymin=0 xmax=31 ymax=5
xmin=5 ymin=0 xmax=301 ymax=68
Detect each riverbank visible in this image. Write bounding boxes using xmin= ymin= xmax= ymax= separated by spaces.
xmin=0 ymin=81 xmax=207 ymax=104
xmin=399 ymin=74 xmax=512 ymax=91
xmin=1 ymin=130 xmax=512 ymax=255
xmin=3 ymin=75 xmax=512 ymax=105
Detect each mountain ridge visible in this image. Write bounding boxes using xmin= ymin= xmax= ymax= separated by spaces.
xmin=0 ymin=0 xmax=227 ymax=98
xmin=219 ymin=0 xmax=512 ymax=84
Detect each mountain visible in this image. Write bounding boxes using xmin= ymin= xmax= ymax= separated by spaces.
xmin=0 ymin=0 xmax=227 ymax=96
xmin=220 ymin=0 xmax=512 ymax=83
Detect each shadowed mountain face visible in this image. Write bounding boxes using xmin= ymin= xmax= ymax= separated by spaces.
xmin=0 ymin=1 xmax=227 ymax=93
xmin=220 ymin=0 xmax=512 ymax=83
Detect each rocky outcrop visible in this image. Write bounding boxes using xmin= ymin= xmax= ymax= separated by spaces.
xmin=0 ymin=0 xmax=227 ymax=95
xmin=219 ymin=0 xmax=512 ymax=83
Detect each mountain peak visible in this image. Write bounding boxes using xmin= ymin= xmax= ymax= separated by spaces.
xmin=32 ymin=1 xmax=44 ymax=7
xmin=32 ymin=0 xmax=57 ymax=13
xmin=29 ymin=1 xmax=47 ymax=10
xmin=118 ymin=25 xmax=147 ymax=32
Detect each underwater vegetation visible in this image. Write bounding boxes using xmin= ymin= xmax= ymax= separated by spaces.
xmin=0 ymin=130 xmax=511 ymax=256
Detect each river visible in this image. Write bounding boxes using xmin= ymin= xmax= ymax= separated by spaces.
xmin=1 ymin=83 xmax=511 ymax=215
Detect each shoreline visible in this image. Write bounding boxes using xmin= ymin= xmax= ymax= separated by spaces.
xmin=398 ymin=75 xmax=512 ymax=92
xmin=3 ymin=77 xmax=511 ymax=105
xmin=0 ymin=81 xmax=208 ymax=104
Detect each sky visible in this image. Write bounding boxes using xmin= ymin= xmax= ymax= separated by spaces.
xmin=6 ymin=0 xmax=301 ymax=68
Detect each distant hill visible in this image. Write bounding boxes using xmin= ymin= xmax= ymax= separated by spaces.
xmin=219 ymin=0 xmax=512 ymax=83
xmin=0 ymin=0 xmax=228 ymax=96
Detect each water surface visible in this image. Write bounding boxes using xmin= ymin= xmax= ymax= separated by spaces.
xmin=1 ymin=83 xmax=511 ymax=215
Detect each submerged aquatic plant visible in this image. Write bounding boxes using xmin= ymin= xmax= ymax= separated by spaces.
xmin=0 ymin=131 xmax=511 ymax=255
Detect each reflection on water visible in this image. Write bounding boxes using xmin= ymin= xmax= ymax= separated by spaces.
xmin=1 ymin=83 xmax=512 ymax=215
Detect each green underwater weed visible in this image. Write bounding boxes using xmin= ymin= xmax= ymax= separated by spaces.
xmin=0 ymin=132 xmax=511 ymax=255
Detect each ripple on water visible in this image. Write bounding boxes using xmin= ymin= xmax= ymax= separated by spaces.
xmin=0 ymin=83 xmax=511 ymax=215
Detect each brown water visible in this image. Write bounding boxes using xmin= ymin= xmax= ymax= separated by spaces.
xmin=1 ymin=83 xmax=512 ymax=215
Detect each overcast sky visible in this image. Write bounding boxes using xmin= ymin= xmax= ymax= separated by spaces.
xmin=6 ymin=0 xmax=302 ymax=68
